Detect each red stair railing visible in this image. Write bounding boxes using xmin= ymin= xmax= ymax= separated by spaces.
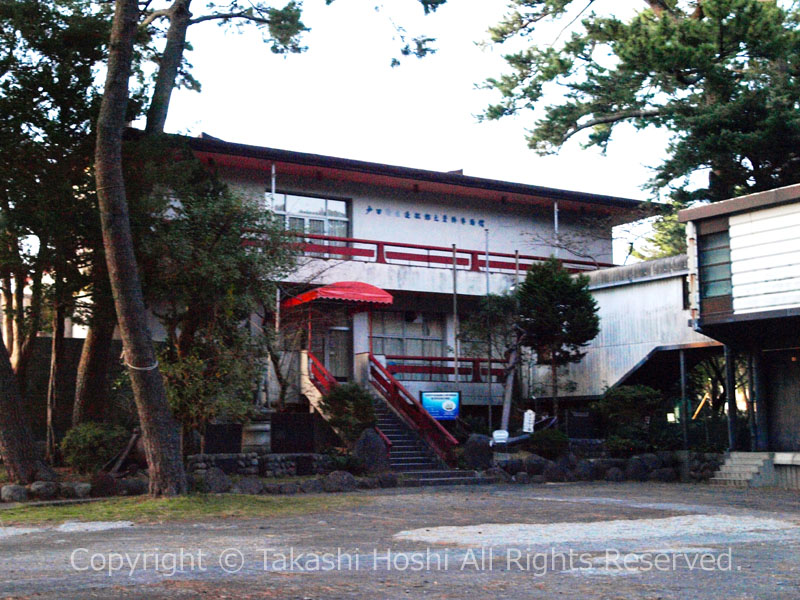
xmin=307 ymin=351 xmax=391 ymax=455
xmin=367 ymin=353 xmax=459 ymax=466
xmin=308 ymin=351 xmax=337 ymax=396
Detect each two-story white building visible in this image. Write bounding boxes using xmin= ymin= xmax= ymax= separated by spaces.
xmin=182 ymin=133 xmax=644 ymax=448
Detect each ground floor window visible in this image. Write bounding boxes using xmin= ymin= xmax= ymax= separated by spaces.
xmin=372 ymin=311 xmax=446 ymax=381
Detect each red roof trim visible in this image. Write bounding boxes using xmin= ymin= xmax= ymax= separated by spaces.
xmin=181 ymin=133 xmax=642 ymax=214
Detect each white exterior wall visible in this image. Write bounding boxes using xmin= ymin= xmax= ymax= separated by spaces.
xmin=220 ymin=166 xmax=613 ymax=264
xmin=730 ymin=202 xmax=800 ymax=314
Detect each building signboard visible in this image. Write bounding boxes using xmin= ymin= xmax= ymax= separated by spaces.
xmin=420 ymin=391 xmax=460 ymax=420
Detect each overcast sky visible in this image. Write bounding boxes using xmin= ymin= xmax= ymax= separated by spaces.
xmin=163 ymin=0 xmax=671 ymax=261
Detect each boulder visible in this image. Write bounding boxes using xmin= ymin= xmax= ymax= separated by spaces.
xmin=462 ymin=434 xmax=493 ymax=471
xmin=279 ymin=482 xmax=299 ymax=495
xmin=573 ymin=460 xmax=595 ymax=481
xmin=299 ymin=479 xmax=324 ymax=494
xmin=377 ymin=472 xmax=398 ymax=488
xmin=656 ymin=451 xmax=677 ymax=468
xmin=118 ymin=477 xmax=148 ymax=497
xmin=322 ymin=471 xmax=358 ymax=493
xmin=90 ymin=472 xmax=119 ymax=497
xmin=605 ymin=467 xmax=624 ymax=482
xmin=624 ymin=457 xmax=650 ymax=482
xmin=231 ymin=476 xmax=263 ymax=496
xmin=514 ymin=472 xmax=531 ymax=484
xmin=60 ymin=482 xmax=92 ymax=499
xmin=542 ymin=463 xmax=568 ymax=482
xmin=29 ymin=481 xmax=59 ymax=500
xmin=262 ymin=483 xmax=281 ymax=495
xmin=74 ymin=482 xmax=92 ymax=499
xmin=649 ymin=467 xmax=677 ymax=483
xmin=487 ymin=466 xmax=512 ymax=483
xmin=498 ymin=458 xmax=524 ymax=476
xmin=203 ymin=467 xmax=232 ymax=494
xmin=353 ymin=429 xmax=391 ymax=474
xmin=59 ymin=482 xmax=78 ymax=499
xmin=1 ymin=484 xmax=28 ymax=503
xmin=357 ymin=477 xmax=380 ymax=489
xmin=34 ymin=464 xmax=59 ymax=482
xmin=523 ymin=454 xmax=550 ymax=476
xmin=556 ymin=453 xmax=578 ymax=471
xmin=531 ymin=475 xmax=545 ymax=484
xmin=639 ymin=453 xmax=663 ymax=472
xmin=599 ymin=457 xmax=626 ymax=468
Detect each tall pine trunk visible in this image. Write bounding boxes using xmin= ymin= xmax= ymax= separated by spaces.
xmin=95 ymin=0 xmax=186 ymax=496
xmin=500 ymin=347 xmax=519 ymax=432
xmin=12 ymin=266 xmax=44 ymax=396
xmin=145 ymin=0 xmax=192 ymax=134
xmin=551 ymin=361 xmax=559 ymax=423
xmin=45 ymin=302 xmax=65 ymax=463
xmin=2 ymin=273 xmax=13 ymax=354
xmin=0 ymin=333 xmax=43 ymax=483
xmin=73 ymin=262 xmax=117 ymax=425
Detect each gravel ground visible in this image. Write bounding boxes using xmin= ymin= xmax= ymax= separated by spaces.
xmin=1 ymin=482 xmax=800 ymax=599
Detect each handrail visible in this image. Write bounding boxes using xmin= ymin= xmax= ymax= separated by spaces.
xmin=374 ymin=426 xmax=393 ymax=459
xmin=384 ymin=354 xmax=506 ymax=383
xmin=367 ymin=353 xmax=458 ymax=465
xmin=308 ymin=351 xmax=337 ymax=396
xmin=244 ymin=230 xmax=613 ymax=273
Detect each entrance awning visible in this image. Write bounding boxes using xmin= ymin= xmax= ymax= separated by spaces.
xmin=282 ymin=281 xmax=393 ymax=309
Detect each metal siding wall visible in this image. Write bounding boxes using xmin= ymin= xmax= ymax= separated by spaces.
xmin=730 ymin=203 xmax=800 ymax=314
xmin=541 ymin=276 xmax=714 ymax=397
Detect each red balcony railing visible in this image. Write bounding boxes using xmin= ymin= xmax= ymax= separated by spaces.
xmin=384 ymin=355 xmax=506 ymax=383
xmin=244 ymin=231 xmax=613 ymax=274
xmin=367 ymin=353 xmax=459 ymax=466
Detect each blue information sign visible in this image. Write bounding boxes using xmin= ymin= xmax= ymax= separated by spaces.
xmin=420 ymin=391 xmax=460 ymax=420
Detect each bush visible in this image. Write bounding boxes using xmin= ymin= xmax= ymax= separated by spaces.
xmin=525 ymin=428 xmax=569 ymax=460
xmin=319 ymin=383 xmax=376 ymax=446
xmin=605 ymin=435 xmax=647 ymax=458
xmin=324 ymin=449 xmax=367 ymax=476
xmin=60 ymin=423 xmax=129 ymax=474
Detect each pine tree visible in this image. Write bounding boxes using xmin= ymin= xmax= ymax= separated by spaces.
xmin=518 ymin=258 xmax=600 ymax=419
xmin=485 ymin=0 xmax=800 ymax=257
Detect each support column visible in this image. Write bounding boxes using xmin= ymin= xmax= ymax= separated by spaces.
xmin=747 ymin=354 xmax=757 ymax=451
xmin=752 ymin=350 xmax=770 ymax=451
xmin=680 ymin=349 xmax=688 ymax=451
xmin=725 ymin=345 xmax=737 ymax=451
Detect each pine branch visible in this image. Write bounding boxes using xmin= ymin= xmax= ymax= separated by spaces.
xmin=141 ymin=8 xmax=171 ymax=27
xmin=188 ymin=11 xmax=269 ymax=25
xmin=562 ymin=108 xmax=661 ymax=142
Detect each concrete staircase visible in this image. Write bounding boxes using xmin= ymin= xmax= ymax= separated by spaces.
xmin=373 ymin=402 xmax=491 ymax=487
xmin=711 ymin=452 xmax=776 ymax=488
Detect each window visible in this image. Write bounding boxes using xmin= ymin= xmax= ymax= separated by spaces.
xmin=371 ymin=311 xmax=446 ymax=381
xmin=266 ymin=192 xmax=349 ymax=239
xmin=698 ymin=230 xmax=732 ymax=299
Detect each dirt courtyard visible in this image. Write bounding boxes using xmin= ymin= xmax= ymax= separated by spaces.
xmin=2 ymin=482 xmax=800 ymax=599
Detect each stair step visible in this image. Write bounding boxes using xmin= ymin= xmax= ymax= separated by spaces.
xmin=717 ymin=466 xmax=762 ymax=475
xmin=401 ymin=470 xmax=476 ymax=478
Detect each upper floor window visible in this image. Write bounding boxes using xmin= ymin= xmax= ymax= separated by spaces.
xmin=698 ymin=229 xmax=732 ymax=299
xmin=266 ymin=192 xmax=349 ymax=238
